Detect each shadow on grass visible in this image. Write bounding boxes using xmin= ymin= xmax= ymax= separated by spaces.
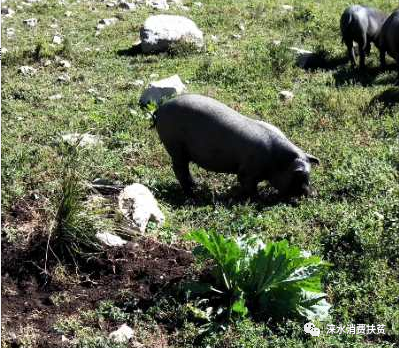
xmin=153 ymin=181 xmax=299 ymax=210
xmin=117 ymin=43 xmax=143 ymax=57
xmin=368 ymin=87 xmax=399 ymax=111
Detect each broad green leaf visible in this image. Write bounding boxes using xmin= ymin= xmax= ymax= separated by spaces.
xmin=231 ymin=297 xmax=248 ymax=317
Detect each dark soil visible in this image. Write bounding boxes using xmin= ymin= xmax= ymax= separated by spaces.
xmin=1 ymin=234 xmax=194 ymax=347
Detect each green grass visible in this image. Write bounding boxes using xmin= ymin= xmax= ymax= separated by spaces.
xmin=2 ymin=0 xmax=399 ymax=347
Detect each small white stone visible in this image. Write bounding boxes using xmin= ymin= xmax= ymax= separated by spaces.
xmin=139 ymin=74 xmax=186 ymax=106
xmin=43 ymin=59 xmax=52 ymax=66
xmin=210 ymin=35 xmax=218 ymax=42
xmin=6 ymin=27 xmax=15 ymax=37
xmin=65 ymin=10 xmax=72 ymax=17
xmin=289 ymin=47 xmax=314 ymax=68
xmin=106 ymin=1 xmax=116 ymax=7
xmin=238 ymin=23 xmax=245 ymax=32
xmin=109 ymin=324 xmax=134 ymax=343
xmin=281 ymin=4 xmax=294 ymax=12
xmin=278 ymin=90 xmax=294 ymax=102
xmin=232 ymin=33 xmax=241 ymax=39
xmin=96 ymin=232 xmax=127 ymax=247
xmin=18 ymin=66 xmax=37 ymax=75
xmin=61 ymin=132 xmax=103 ymax=147
xmin=146 ymin=0 xmax=169 ymax=10
xmin=88 ymin=88 xmax=97 ymax=94
xmin=57 ymin=73 xmax=70 ymax=83
xmin=23 ymin=18 xmax=37 ymax=27
xmin=1 ymin=6 xmax=15 ymax=17
xmin=50 ymin=23 xmax=58 ymax=29
xmin=132 ymin=79 xmax=144 ymax=86
xmin=49 ymin=94 xmax=62 ymax=100
xmin=2 ymin=47 xmax=8 ymax=54
xmin=59 ymin=59 xmax=71 ymax=68
xmin=119 ymin=1 xmax=135 ymax=10
xmin=193 ymin=1 xmax=202 ymax=7
xmin=99 ymin=17 xmax=118 ymax=26
xmin=53 ymin=34 xmax=63 ymax=45
xmin=129 ymin=109 xmax=138 ymax=115
xmin=272 ymin=40 xmax=281 ymax=46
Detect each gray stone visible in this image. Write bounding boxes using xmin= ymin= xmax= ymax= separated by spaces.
xmin=57 ymin=73 xmax=70 ymax=83
xmin=140 ymin=14 xmax=203 ymax=53
xmin=23 ymin=18 xmax=37 ymax=27
xmin=18 ymin=66 xmax=37 ymax=75
xmin=146 ymin=0 xmax=169 ymax=10
xmin=139 ymin=74 xmax=186 ymax=106
xmin=109 ymin=324 xmax=134 ymax=343
xmin=49 ymin=94 xmax=62 ymax=100
xmin=52 ymin=34 xmax=63 ymax=44
xmin=289 ymin=47 xmax=315 ymax=68
xmin=278 ymin=90 xmax=294 ymax=102
xmin=118 ymin=183 xmax=165 ymax=233
xmin=61 ymin=132 xmax=103 ymax=147
xmin=96 ymin=232 xmax=127 ymax=247
xmin=119 ymin=1 xmax=135 ymax=10
xmin=2 ymin=7 xmax=15 ymax=17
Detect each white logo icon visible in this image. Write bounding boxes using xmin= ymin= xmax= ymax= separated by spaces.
xmin=304 ymin=322 xmax=320 ymax=337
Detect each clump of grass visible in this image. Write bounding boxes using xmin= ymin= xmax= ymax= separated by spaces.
xmin=46 ymin=144 xmax=102 ymax=269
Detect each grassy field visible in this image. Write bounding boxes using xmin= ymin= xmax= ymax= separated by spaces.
xmin=1 ymin=0 xmax=399 ymax=347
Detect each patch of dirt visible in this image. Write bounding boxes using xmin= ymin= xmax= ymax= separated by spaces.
xmin=1 ymin=236 xmax=194 ymax=347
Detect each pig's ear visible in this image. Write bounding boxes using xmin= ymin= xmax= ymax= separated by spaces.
xmin=306 ymin=153 xmax=320 ymax=165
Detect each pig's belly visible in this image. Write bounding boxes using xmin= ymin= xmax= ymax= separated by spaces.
xmin=187 ymin=145 xmax=240 ymax=174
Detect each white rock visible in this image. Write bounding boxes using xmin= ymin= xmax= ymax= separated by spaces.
xmin=281 ymin=5 xmax=294 ymax=12
xmin=59 ymin=59 xmax=71 ymax=68
xmin=53 ymin=34 xmax=63 ymax=45
xmin=18 ymin=66 xmax=37 ymax=75
xmin=139 ymin=74 xmax=186 ymax=106
xmin=6 ymin=27 xmax=15 ymax=37
xmin=238 ymin=22 xmax=245 ymax=32
xmin=50 ymin=23 xmax=58 ymax=29
xmin=132 ymin=79 xmax=144 ymax=86
xmin=109 ymin=324 xmax=134 ymax=343
xmin=2 ymin=47 xmax=8 ymax=54
xmin=119 ymin=1 xmax=135 ymax=10
xmin=193 ymin=1 xmax=202 ymax=7
xmin=210 ymin=35 xmax=218 ymax=42
xmin=23 ymin=18 xmax=37 ymax=27
xmin=289 ymin=47 xmax=314 ymax=68
xmin=168 ymin=0 xmax=183 ymax=4
xmin=232 ymin=34 xmax=241 ymax=39
xmin=106 ymin=1 xmax=117 ymax=7
xmin=49 ymin=94 xmax=62 ymax=100
xmin=97 ymin=17 xmax=118 ymax=30
xmin=43 ymin=59 xmax=52 ymax=66
xmin=140 ymin=15 xmax=203 ymax=53
xmin=149 ymin=73 xmax=159 ymax=79
xmin=61 ymin=132 xmax=103 ymax=147
xmin=272 ymin=40 xmax=281 ymax=46
xmin=96 ymin=232 xmax=127 ymax=247
xmin=118 ymin=184 xmax=165 ymax=233
xmin=65 ymin=11 xmax=72 ymax=17
xmin=1 ymin=6 xmax=15 ymax=17
xmin=278 ymin=90 xmax=294 ymax=102
xmin=146 ymin=0 xmax=169 ymax=10
xmin=57 ymin=73 xmax=70 ymax=83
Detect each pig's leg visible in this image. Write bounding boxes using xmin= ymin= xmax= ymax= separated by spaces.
xmin=238 ymin=172 xmax=258 ymax=197
xmin=358 ymin=33 xmax=367 ymax=69
xmin=344 ymin=39 xmax=356 ymax=67
xmin=172 ymin=158 xmax=196 ymax=194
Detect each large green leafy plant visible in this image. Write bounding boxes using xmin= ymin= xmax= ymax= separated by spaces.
xmin=185 ymin=230 xmax=331 ymax=321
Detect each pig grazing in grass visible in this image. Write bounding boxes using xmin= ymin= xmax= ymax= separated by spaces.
xmin=379 ymin=10 xmax=399 ymax=82
xmin=340 ymin=5 xmax=387 ymax=69
xmin=154 ymin=94 xmax=319 ymax=198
